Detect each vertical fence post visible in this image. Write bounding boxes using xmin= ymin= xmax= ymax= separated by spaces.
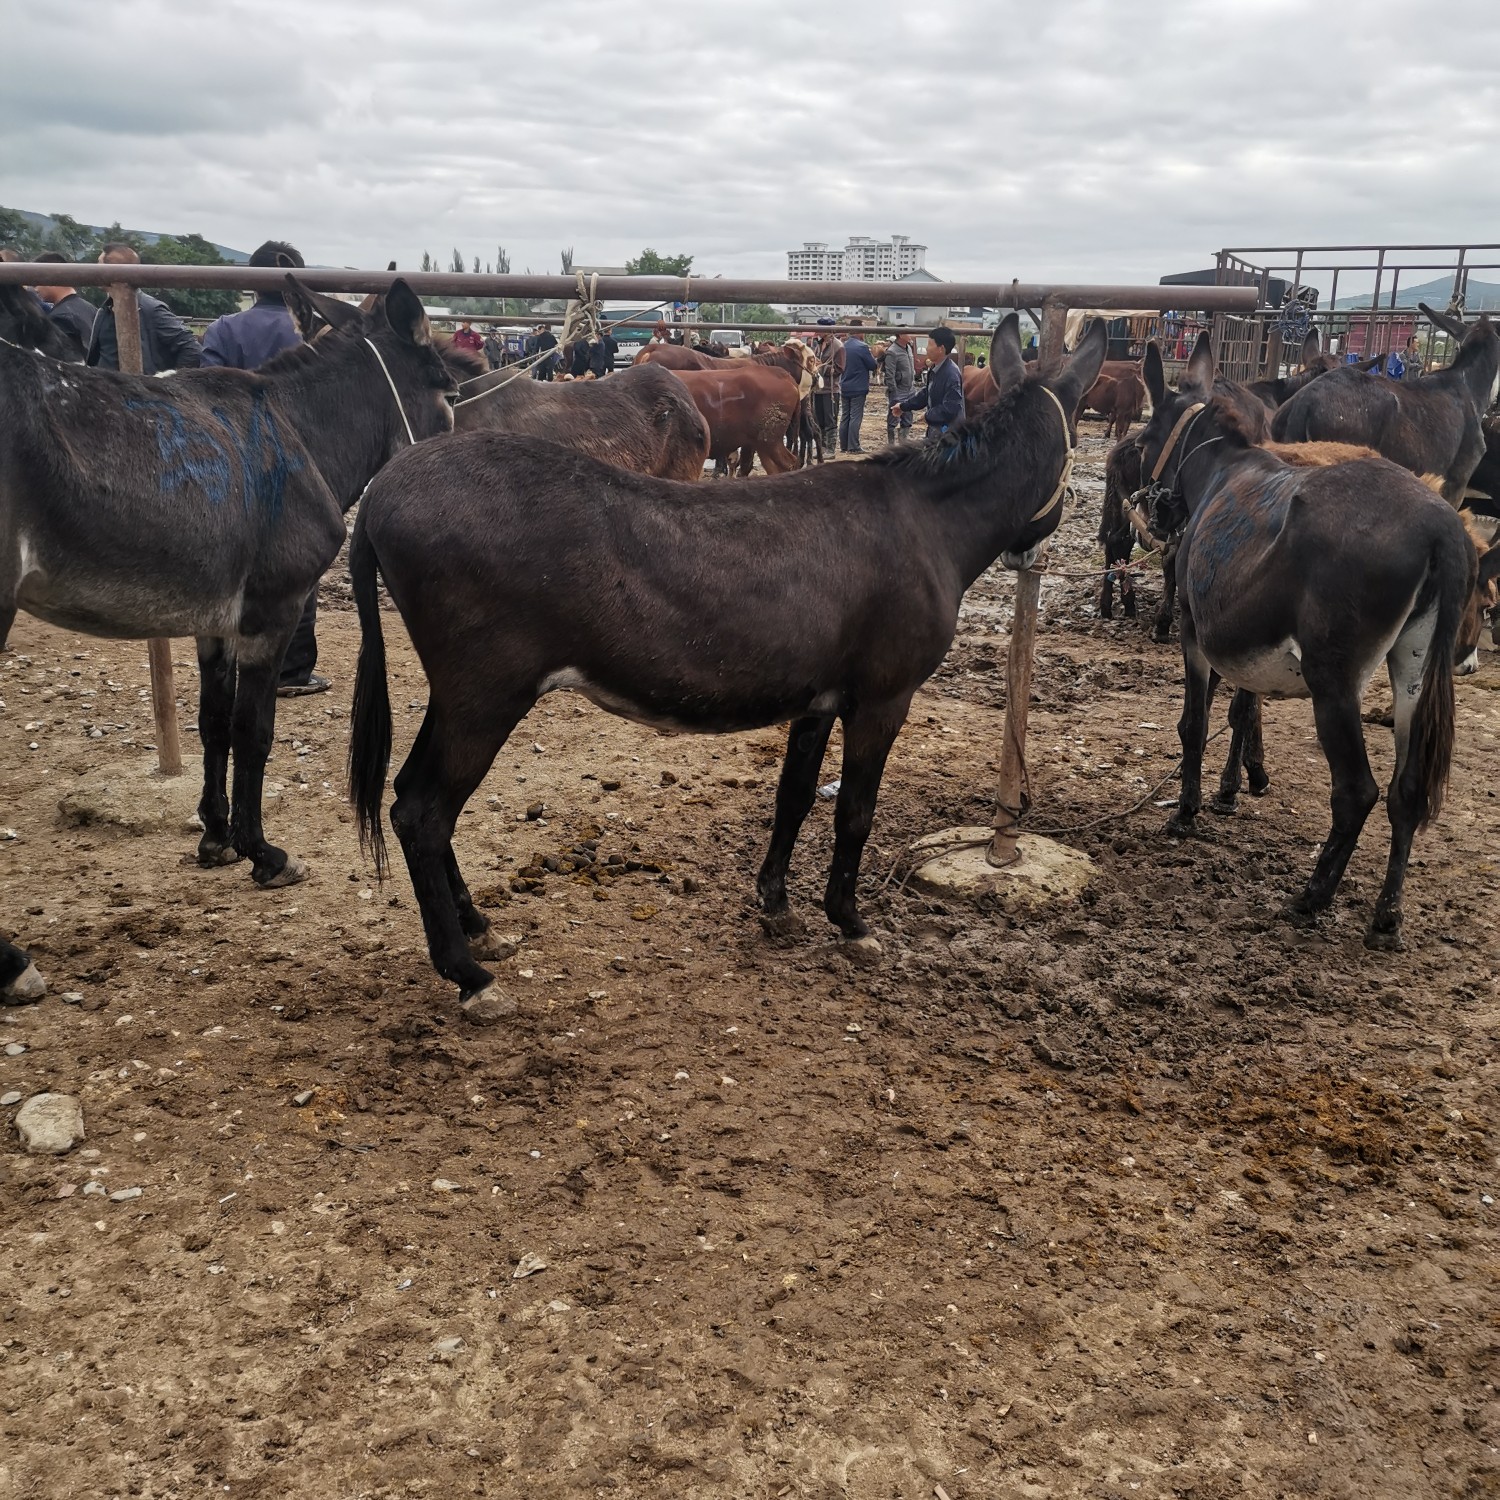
xmin=110 ymin=282 xmax=184 ymax=778
xmin=987 ymin=296 xmax=1068 ymax=867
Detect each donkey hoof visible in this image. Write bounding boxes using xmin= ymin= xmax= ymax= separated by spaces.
xmin=1163 ymin=814 xmax=1195 ymax=839
xmin=468 ymin=930 xmax=517 ymax=963
xmin=1247 ymin=774 xmax=1270 ymax=797
xmin=461 ymin=985 xmax=517 ymax=1025
xmin=1209 ymin=795 xmax=1238 ymax=816
xmin=2 ymin=962 xmax=46 ymax=1005
xmin=197 ymin=841 xmax=242 ymax=869
xmin=842 ymin=934 xmax=883 ymax=966
xmin=1364 ymin=923 xmax=1405 ymax=953
xmin=259 ymin=855 xmax=310 ymax=889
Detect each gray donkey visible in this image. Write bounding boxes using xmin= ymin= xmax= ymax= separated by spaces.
xmin=0 ymin=276 xmax=457 ymax=1003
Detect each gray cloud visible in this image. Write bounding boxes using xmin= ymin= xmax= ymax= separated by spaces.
xmin=6 ymin=0 xmax=1497 ymax=298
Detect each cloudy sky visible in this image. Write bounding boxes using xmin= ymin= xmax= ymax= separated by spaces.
xmin=5 ymin=0 xmax=1497 ymax=298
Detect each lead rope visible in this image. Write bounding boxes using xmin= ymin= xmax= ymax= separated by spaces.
xmin=1029 ymin=383 xmax=1076 ymax=523
xmin=363 ymin=337 xmax=416 ymax=446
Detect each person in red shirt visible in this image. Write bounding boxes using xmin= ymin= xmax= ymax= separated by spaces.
xmin=451 ymin=321 xmax=485 ymax=354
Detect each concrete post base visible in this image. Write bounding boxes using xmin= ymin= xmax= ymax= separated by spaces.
xmin=909 ymin=827 xmax=1095 ymax=910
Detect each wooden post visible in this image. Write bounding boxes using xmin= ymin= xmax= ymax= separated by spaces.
xmin=988 ymin=297 xmax=1068 ymax=867
xmin=111 ymin=282 xmax=184 ymax=778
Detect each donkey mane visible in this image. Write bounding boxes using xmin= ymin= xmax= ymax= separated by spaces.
xmin=867 ymin=380 xmax=1033 ymax=489
xmin=256 ymin=339 xmax=330 ymax=380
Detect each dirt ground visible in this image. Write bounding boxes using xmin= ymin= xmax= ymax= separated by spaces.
xmin=2 ymin=408 xmax=1498 ymax=1500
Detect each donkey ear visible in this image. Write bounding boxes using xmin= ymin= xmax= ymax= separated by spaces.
xmin=0 ymin=285 xmax=50 ymax=348
xmin=1419 ymin=302 xmax=1468 ymax=341
xmin=383 ymin=278 xmax=431 ymax=347
xmin=1049 ymin=318 xmax=1108 ymax=417
xmin=1143 ymin=341 xmax=1167 ymax=411
xmin=284 ymin=275 xmax=361 ymax=337
xmin=1299 ymin=328 xmax=1321 ymax=366
xmin=988 ymin=313 xmax=1025 ymax=397
xmin=1183 ymin=331 xmax=1215 ymax=393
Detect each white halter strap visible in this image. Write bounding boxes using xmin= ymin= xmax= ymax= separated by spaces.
xmin=1029 ymin=383 xmax=1076 ymax=524
xmin=363 ymin=337 xmax=416 ymax=447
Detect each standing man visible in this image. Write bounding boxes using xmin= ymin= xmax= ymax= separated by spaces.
xmin=1400 ymin=333 xmax=1423 ymax=381
xmin=30 ymin=252 xmax=97 ymax=356
xmin=451 ymin=320 xmax=485 ymax=355
xmin=86 ymin=243 xmax=201 ymax=373
xmin=198 ymin=240 xmax=328 ymax=697
xmin=812 ymin=323 xmax=843 ymax=454
xmin=199 ymin=239 xmax=305 ymax=370
xmin=883 ymin=329 xmax=917 ymax=443
xmin=838 ymin=326 xmax=877 ymax=454
xmin=891 ymin=326 xmax=964 ymax=443
xmin=530 ymin=323 xmax=557 ymax=379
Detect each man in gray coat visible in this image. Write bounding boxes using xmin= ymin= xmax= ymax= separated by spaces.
xmin=86 ymin=243 xmax=201 ymax=374
xmin=883 ymin=331 xmax=917 ymax=443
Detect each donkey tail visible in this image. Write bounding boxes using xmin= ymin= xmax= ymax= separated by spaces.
xmin=1409 ymin=521 xmax=1473 ymax=828
xmin=347 ymin=518 xmax=393 ymax=878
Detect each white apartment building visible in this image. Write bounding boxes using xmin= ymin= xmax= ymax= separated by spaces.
xmin=786 ymin=234 xmax=930 ymax=318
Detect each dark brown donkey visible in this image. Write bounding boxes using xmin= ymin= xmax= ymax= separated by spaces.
xmin=1271 ymin=309 xmax=1499 ymax=503
xmin=453 ymin=359 xmax=709 ymax=479
xmin=1140 ymin=333 xmax=1476 ymax=951
xmin=347 ymin=314 xmax=1107 ymax=1022
xmin=0 ymin=277 xmax=455 ymax=1002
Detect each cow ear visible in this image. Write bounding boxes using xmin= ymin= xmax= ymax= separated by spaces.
xmin=1050 ymin=317 xmax=1107 ymax=419
xmin=1184 ymin=331 xmax=1215 ymax=393
xmin=285 ymin=275 xmax=361 ymax=337
xmin=1143 ymin=341 xmax=1167 ymax=411
xmin=1299 ymin=328 xmax=1321 ymax=366
xmin=988 ymin=313 xmax=1025 ymax=397
xmin=384 ymin=278 xmax=431 ymax=347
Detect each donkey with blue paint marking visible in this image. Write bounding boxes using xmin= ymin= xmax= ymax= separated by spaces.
xmin=0 ymin=276 xmax=456 ymax=1003
xmin=1140 ymin=333 xmax=1478 ymax=951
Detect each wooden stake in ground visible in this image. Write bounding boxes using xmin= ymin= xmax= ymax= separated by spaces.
xmin=988 ymin=296 xmax=1068 ymax=867
xmin=109 ymin=282 xmax=183 ymax=778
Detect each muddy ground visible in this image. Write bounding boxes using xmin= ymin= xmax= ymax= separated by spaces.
xmin=1 ymin=415 xmax=1497 ymax=1500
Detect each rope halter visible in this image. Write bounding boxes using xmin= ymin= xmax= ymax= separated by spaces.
xmin=1028 ymin=382 xmax=1077 ymax=525
xmin=363 ymin=337 xmax=417 ymax=446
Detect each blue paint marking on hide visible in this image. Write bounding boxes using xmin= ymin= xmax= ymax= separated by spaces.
xmin=211 ymin=393 xmax=302 ymax=522
xmin=125 ymin=390 xmax=302 ymax=520
xmin=124 ymin=396 xmax=233 ymax=505
xmin=1190 ymin=474 xmax=1293 ymax=601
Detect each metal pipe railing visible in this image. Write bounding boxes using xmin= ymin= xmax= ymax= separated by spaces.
xmin=0 ymin=261 xmax=1260 ymax=313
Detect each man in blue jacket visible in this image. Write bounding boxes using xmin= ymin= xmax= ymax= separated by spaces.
xmin=838 ymin=326 xmax=878 ymax=453
xmin=200 ymin=240 xmax=306 ymax=370
xmin=892 ymin=326 xmax=964 ymax=442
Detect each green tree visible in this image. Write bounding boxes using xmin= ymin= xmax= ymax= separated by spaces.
xmin=449 ymin=248 xmax=466 ymax=275
xmin=44 ymin=212 xmax=95 ymax=259
xmin=0 ymin=205 xmax=43 ymax=256
xmin=697 ymin=302 xmax=780 ymax=326
xmin=421 ymin=249 xmax=434 ymax=273
xmin=496 ymin=245 xmax=511 ymax=274
xmin=141 ymin=233 xmax=238 ymax=317
xmin=625 ymin=248 xmax=693 ymax=276
xmin=560 ymin=246 xmax=573 ymax=275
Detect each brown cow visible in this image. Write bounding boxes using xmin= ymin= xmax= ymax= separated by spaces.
xmin=962 ymin=364 xmax=999 ymax=414
xmin=670 ymin=364 xmax=801 ymax=475
xmin=1083 ymin=371 xmax=1147 ymax=440
xmin=453 ymin=360 xmax=710 ymax=480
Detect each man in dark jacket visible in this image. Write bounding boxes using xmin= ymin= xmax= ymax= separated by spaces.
xmin=530 ymin=324 xmax=558 ymax=380
xmin=892 ymin=326 xmax=964 ymax=441
xmin=192 ymin=241 xmax=326 ymax=695
xmin=199 ymin=240 xmax=305 ymax=370
xmin=882 ymin=330 xmax=917 ymax=443
xmin=812 ymin=326 xmax=844 ymax=453
xmin=30 ymin=252 xmax=96 ymax=356
xmin=86 ymin=244 xmax=201 ymax=373
xmin=838 ymin=329 xmax=878 ymax=453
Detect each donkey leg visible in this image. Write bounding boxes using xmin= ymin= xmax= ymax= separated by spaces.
xmin=441 ymin=845 xmax=510 ymax=961
xmin=1291 ymin=692 xmax=1379 ymax=919
xmin=823 ymin=697 xmax=911 ymax=956
xmin=1152 ymin=551 xmax=1178 ymax=644
xmin=226 ymin=646 xmax=307 ymax=887
xmin=1 ymin=935 xmax=45 ymax=1005
xmin=195 ymin=636 xmax=241 ymax=867
xmin=391 ymin=702 xmax=524 ymax=1020
xmin=1167 ymin=632 xmax=1217 ymax=836
xmin=0 ymin=606 xmax=15 ymax=654
xmin=756 ymin=715 xmax=836 ymax=935
xmin=1367 ymin=630 xmax=1434 ymax=950
xmin=1212 ymin=689 xmax=1263 ymax=813
xmin=1243 ymin=694 xmax=1270 ymax=795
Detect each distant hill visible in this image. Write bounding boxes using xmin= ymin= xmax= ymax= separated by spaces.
xmin=1334 ymin=275 xmax=1500 ymax=312
xmin=16 ymin=209 xmax=249 ymax=264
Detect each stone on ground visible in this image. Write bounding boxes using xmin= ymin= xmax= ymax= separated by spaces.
xmin=57 ymin=759 xmax=203 ymax=833
xmin=15 ymin=1093 xmax=86 ymax=1155
xmin=909 ymin=828 xmax=1095 ymax=909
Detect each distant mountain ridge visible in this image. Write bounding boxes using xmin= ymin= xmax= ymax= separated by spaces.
xmin=17 ymin=209 xmax=249 ymax=264
xmin=1334 ymin=275 xmax=1500 ymax=312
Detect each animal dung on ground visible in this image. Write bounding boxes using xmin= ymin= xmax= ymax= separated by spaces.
xmin=513 ymin=1252 xmax=548 ymax=1279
